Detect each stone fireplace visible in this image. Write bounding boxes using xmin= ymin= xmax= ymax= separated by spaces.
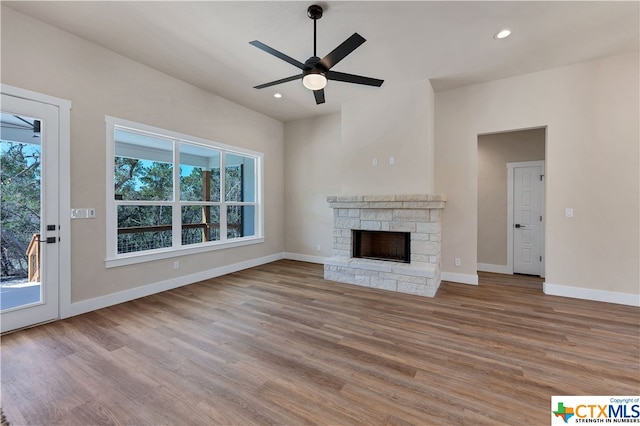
xmin=324 ymin=194 xmax=446 ymax=297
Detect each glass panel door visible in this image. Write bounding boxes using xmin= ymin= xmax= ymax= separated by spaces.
xmin=1 ymin=94 xmax=59 ymax=332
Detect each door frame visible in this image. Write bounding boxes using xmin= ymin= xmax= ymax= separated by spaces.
xmin=1 ymin=84 xmax=71 ymax=330
xmin=507 ymin=160 xmax=545 ymax=277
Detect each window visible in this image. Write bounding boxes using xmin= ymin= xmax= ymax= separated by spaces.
xmin=106 ymin=117 xmax=263 ymax=267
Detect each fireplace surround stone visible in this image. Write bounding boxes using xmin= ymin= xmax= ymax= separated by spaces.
xmin=324 ymin=194 xmax=446 ymax=297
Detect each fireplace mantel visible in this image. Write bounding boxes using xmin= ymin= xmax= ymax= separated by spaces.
xmin=326 ymin=194 xmax=446 ymax=210
xmin=324 ymin=194 xmax=446 ymax=297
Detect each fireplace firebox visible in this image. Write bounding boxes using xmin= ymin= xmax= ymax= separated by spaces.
xmin=352 ymin=230 xmax=410 ymax=263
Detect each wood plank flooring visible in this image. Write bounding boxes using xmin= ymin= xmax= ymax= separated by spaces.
xmin=1 ymin=260 xmax=639 ymax=425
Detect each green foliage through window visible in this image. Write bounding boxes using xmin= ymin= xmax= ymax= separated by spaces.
xmin=1 ymin=140 xmax=41 ymax=278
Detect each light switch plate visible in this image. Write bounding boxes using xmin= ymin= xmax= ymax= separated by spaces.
xmin=71 ymin=208 xmax=96 ymax=219
xmin=565 ymin=208 xmax=574 ymax=218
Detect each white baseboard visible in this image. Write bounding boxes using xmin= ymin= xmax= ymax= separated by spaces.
xmin=60 ymin=253 xmax=639 ymax=320
xmin=441 ymin=271 xmax=479 ymax=285
xmin=283 ymin=252 xmax=326 ymax=264
xmin=543 ymin=282 xmax=640 ymax=307
xmin=477 ymin=263 xmax=512 ymax=274
xmin=62 ymin=253 xmax=284 ymax=319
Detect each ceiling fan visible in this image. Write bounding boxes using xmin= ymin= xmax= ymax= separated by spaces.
xmin=250 ymin=4 xmax=384 ymax=105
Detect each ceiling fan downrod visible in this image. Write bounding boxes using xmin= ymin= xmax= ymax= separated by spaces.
xmin=307 ymin=4 xmax=323 ymax=58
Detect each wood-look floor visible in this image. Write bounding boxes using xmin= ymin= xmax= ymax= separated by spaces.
xmin=1 ymin=260 xmax=639 ymax=425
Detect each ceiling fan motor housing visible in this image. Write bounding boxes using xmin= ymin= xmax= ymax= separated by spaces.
xmin=304 ymin=56 xmax=326 ymax=74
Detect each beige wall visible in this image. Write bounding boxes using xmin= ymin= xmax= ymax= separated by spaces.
xmin=1 ymin=7 xmax=285 ymax=302
xmin=283 ymin=80 xmax=435 ymax=259
xmin=477 ymin=129 xmax=545 ymax=266
xmin=436 ymin=52 xmax=639 ymax=295
xmin=341 ymin=80 xmax=435 ymax=195
xmin=284 ymin=113 xmax=341 ymax=258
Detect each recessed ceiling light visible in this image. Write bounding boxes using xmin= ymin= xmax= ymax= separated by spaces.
xmin=273 ymin=93 xmax=282 ymax=98
xmin=494 ymin=29 xmax=512 ymax=39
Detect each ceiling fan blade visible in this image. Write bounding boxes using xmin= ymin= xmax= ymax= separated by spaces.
xmin=254 ymin=74 xmax=303 ymax=89
xmin=313 ymin=89 xmax=325 ymax=105
xmin=249 ymin=40 xmax=305 ymax=70
xmin=318 ymin=33 xmax=366 ymax=70
xmin=326 ymin=71 xmax=384 ymax=87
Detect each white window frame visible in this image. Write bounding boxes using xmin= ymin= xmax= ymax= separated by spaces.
xmin=105 ymin=116 xmax=264 ymax=268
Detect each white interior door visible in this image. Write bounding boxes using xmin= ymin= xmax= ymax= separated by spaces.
xmin=513 ymin=165 xmax=543 ymax=276
xmin=1 ymin=94 xmax=60 ymax=333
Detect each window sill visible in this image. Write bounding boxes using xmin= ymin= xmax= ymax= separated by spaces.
xmin=105 ymin=236 xmax=264 ymax=268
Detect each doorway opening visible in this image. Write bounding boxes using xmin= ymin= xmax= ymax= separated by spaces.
xmin=477 ymin=127 xmax=546 ymax=278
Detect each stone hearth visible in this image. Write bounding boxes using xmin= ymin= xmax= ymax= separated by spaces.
xmin=324 ymin=194 xmax=446 ymax=297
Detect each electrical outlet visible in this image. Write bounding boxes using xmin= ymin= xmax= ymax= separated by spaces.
xmin=372 ymin=158 xmax=378 ymax=166
xmin=389 ymin=156 xmax=395 ymax=165
xmin=454 ymin=258 xmax=462 ymax=267
xmin=316 ymin=244 xmax=321 ymax=252
xmin=173 ymin=261 xmax=180 ymax=270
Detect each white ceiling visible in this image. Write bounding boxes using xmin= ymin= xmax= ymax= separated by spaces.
xmin=5 ymin=1 xmax=639 ymax=122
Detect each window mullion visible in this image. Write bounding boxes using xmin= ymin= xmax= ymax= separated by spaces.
xmin=172 ymin=140 xmax=181 ymax=248
xmin=220 ymin=151 xmax=227 ymax=242
xmin=106 ymin=120 xmax=117 ymax=258
xmin=256 ymin=156 xmax=262 ymax=238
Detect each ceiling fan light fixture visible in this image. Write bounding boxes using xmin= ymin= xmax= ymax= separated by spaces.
xmin=302 ymin=73 xmax=327 ymax=90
